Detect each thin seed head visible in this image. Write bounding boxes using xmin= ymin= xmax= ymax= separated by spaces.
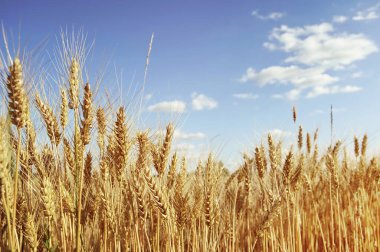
xmin=361 ymin=134 xmax=368 ymax=157
xmin=97 ymin=107 xmax=106 ymax=136
xmin=268 ymin=134 xmax=278 ymax=171
xmin=158 ymin=123 xmax=174 ymax=175
xmin=179 ymin=156 xmax=187 ymax=181
xmin=136 ymin=132 xmax=149 ymax=173
xmin=96 ymin=107 xmax=106 ymax=150
xmin=306 ymin=133 xmax=311 ymax=154
xmin=283 ymin=148 xmax=293 ymax=183
xmin=167 ymin=152 xmax=178 ymax=189
xmin=35 ymin=94 xmax=61 ymax=145
xmin=84 ymin=152 xmax=93 ymax=185
xmin=68 ymin=58 xmax=80 ymax=109
xmin=298 ymin=126 xmax=303 ymax=150
xmin=313 ymin=128 xmax=319 ymax=142
xmin=255 ymin=146 xmax=265 ymax=179
xmin=63 ymin=138 xmax=75 ymax=176
xmin=354 ymin=136 xmax=360 ymax=157
xmin=60 ymin=88 xmax=68 ymax=129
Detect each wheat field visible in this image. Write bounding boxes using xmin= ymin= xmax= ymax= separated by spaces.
xmin=0 ymin=36 xmax=379 ymax=252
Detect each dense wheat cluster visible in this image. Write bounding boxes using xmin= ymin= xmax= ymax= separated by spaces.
xmin=0 ymin=41 xmax=380 ymax=252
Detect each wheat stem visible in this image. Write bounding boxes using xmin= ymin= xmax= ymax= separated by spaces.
xmin=11 ymin=128 xmax=21 ymax=251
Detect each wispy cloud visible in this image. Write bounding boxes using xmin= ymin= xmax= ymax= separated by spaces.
xmin=266 ymin=129 xmax=292 ymax=139
xmin=306 ymin=85 xmax=362 ymax=98
xmin=147 ymin=100 xmax=186 ymax=113
xmin=144 ymin=93 xmax=153 ymax=100
xmin=232 ymin=93 xmax=259 ymax=100
xmin=191 ymin=93 xmax=218 ymax=111
xmin=272 ymin=84 xmax=362 ymax=101
xmin=252 ymin=10 xmax=285 ymax=21
xmin=351 ymin=72 xmax=363 ymax=78
xmin=174 ymin=130 xmax=206 ymax=141
xmin=272 ymin=89 xmax=303 ymax=101
xmin=332 ymin=15 xmax=348 ymax=23
xmin=353 ymin=3 xmax=380 ymax=21
xmin=240 ymin=65 xmax=338 ymax=87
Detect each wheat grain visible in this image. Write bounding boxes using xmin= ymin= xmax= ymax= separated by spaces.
xmin=6 ymin=58 xmax=28 ymax=129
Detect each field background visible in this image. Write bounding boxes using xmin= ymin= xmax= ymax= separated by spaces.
xmin=1 ymin=0 xmax=380 ymax=251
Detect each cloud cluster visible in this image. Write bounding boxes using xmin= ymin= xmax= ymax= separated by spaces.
xmin=332 ymin=3 xmax=380 ymax=23
xmin=266 ymin=129 xmax=292 ymax=139
xmin=147 ymin=100 xmax=186 ymax=113
xmin=240 ymin=65 xmax=338 ymax=88
xmin=191 ymin=93 xmax=218 ymax=111
xmin=264 ymin=23 xmax=377 ymax=69
xmin=353 ymin=3 xmax=380 ymax=21
xmin=306 ymin=85 xmax=362 ymax=98
xmin=147 ymin=93 xmax=218 ymax=113
xmin=241 ymin=22 xmax=377 ymax=100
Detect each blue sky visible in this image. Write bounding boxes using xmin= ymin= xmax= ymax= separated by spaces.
xmin=2 ymin=0 xmax=380 ymax=168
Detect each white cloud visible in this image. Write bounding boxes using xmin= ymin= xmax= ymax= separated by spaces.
xmin=263 ymin=42 xmax=277 ymax=51
xmin=233 ymin=93 xmax=259 ymax=100
xmin=191 ymin=93 xmax=218 ymax=111
xmin=273 ymin=85 xmax=361 ymax=100
xmin=306 ymin=85 xmax=362 ymax=98
xmin=174 ymin=143 xmax=196 ymax=152
xmin=266 ymin=22 xmax=377 ymax=69
xmin=144 ymin=93 xmax=153 ymax=100
xmin=174 ymin=130 xmax=206 ymax=141
xmin=252 ymin=10 xmax=285 ymax=21
xmin=353 ymin=3 xmax=380 ymax=21
xmin=272 ymin=88 xmax=303 ymax=101
xmin=241 ymin=22 xmax=377 ymax=100
xmin=156 ymin=129 xmax=206 ymax=141
xmin=173 ymin=142 xmax=206 ymax=165
xmin=333 ymin=15 xmax=348 ymax=23
xmin=147 ymin=100 xmax=186 ymax=113
xmin=240 ymin=65 xmax=338 ymax=88
xmin=266 ymin=129 xmax=292 ymax=139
